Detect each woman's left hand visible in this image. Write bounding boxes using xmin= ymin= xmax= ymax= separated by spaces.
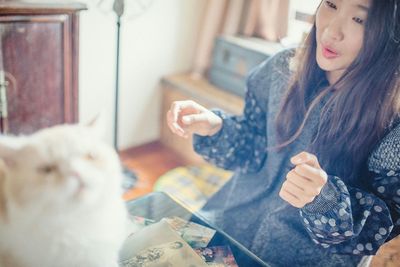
xmin=279 ymin=151 xmax=328 ymax=208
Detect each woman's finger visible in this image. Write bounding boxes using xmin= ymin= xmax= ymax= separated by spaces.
xmin=286 ymin=169 xmax=314 ymax=189
xmin=166 ymin=110 xmax=185 ymax=136
xmin=182 ymin=113 xmax=209 ymax=125
xmin=282 ymin=180 xmax=305 ymax=199
xmin=290 ymin=151 xmax=321 ymax=169
xmin=169 ymin=100 xmax=204 ymax=135
xmin=294 ymin=164 xmax=327 ymax=186
xmin=170 ymin=100 xmax=203 ymax=118
xmin=287 ymin=168 xmax=325 ymax=198
xmin=282 ymin=180 xmax=316 ymax=207
xmin=279 ymin=188 xmax=303 ymax=208
xmin=166 ymin=110 xmax=178 ymax=133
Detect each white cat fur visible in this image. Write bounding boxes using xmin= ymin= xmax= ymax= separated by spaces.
xmin=0 ymin=124 xmax=128 ymax=267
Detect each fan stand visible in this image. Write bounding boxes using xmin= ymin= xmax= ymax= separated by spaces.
xmin=113 ymin=0 xmax=138 ymax=191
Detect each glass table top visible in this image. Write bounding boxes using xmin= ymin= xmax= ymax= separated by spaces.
xmin=126 ymin=191 xmax=270 ymax=267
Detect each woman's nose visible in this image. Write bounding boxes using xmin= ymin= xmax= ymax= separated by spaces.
xmin=325 ymin=17 xmax=345 ymax=41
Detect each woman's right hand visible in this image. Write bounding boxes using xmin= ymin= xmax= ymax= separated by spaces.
xmin=166 ymin=100 xmax=223 ymax=139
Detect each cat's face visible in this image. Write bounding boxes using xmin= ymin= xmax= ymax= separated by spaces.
xmin=0 ymin=124 xmax=123 ymax=209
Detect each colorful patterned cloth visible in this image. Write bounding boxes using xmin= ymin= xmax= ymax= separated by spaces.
xmin=153 ymin=164 xmax=232 ymax=211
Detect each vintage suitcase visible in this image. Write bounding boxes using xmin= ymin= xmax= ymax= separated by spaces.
xmin=208 ymin=35 xmax=283 ymax=97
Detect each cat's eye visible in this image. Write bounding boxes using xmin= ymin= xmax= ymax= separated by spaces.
xmin=85 ymin=152 xmax=97 ymax=161
xmin=38 ymin=165 xmax=57 ymax=174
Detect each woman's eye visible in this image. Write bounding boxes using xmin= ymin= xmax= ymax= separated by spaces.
xmin=325 ymin=1 xmax=337 ymax=9
xmin=352 ymin=17 xmax=364 ymax=24
xmin=38 ymin=165 xmax=57 ymax=174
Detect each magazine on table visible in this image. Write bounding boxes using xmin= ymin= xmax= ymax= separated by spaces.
xmin=120 ymin=219 xmax=207 ymax=267
xmin=119 ymin=215 xmax=239 ymax=267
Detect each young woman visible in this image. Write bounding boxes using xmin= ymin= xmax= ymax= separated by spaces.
xmin=167 ymin=0 xmax=400 ymax=266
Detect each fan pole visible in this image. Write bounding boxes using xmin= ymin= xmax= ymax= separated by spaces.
xmin=113 ymin=0 xmax=138 ymax=190
xmin=114 ymin=15 xmax=121 ymax=151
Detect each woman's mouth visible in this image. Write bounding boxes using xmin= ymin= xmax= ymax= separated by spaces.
xmin=321 ymin=45 xmax=339 ymax=59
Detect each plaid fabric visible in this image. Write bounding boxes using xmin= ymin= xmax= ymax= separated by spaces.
xmin=153 ymin=164 xmax=232 ymax=211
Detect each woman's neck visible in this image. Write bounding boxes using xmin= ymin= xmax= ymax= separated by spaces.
xmin=326 ymin=69 xmax=345 ymax=85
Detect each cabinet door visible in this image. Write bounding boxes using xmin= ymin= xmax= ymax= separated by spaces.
xmin=0 ymin=14 xmax=77 ymax=134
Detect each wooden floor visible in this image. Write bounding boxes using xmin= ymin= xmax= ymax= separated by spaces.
xmin=120 ymin=141 xmax=187 ymax=201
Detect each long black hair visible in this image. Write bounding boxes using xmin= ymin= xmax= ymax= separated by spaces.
xmin=275 ymin=0 xmax=400 ymax=185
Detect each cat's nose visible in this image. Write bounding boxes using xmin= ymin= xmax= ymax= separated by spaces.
xmin=68 ymin=171 xmax=86 ymax=191
xmin=69 ymin=171 xmax=82 ymax=182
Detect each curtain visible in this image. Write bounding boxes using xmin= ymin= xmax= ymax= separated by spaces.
xmin=191 ymin=0 xmax=289 ymax=78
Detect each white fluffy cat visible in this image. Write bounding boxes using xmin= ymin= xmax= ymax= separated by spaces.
xmin=0 ymin=124 xmax=128 ymax=267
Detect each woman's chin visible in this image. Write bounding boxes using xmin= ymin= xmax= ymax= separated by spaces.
xmin=316 ymin=55 xmax=334 ymax=71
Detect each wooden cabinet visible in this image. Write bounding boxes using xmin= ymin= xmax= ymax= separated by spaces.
xmin=0 ymin=1 xmax=86 ymax=134
xmin=160 ymin=73 xmax=244 ymax=164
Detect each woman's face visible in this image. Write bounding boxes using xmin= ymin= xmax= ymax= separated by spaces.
xmin=315 ymin=0 xmax=370 ymax=84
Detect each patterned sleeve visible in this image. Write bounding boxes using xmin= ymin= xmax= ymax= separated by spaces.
xmin=298 ymin=124 xmax=400 ymax=255
xmin=192 ymin=60 xmax=270 ymax=174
